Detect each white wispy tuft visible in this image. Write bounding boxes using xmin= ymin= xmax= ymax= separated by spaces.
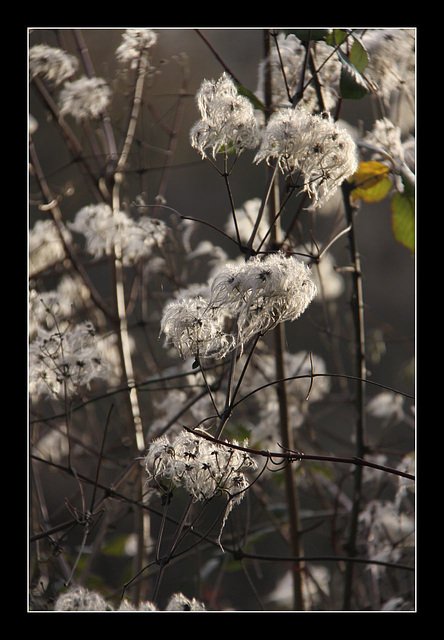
xmin=116 ymin=28 xmax=158 ymax=68
xmin=29 ymin=321 xmax=110 ymax=400
xmin=254 ymin=107 xmax=358 ymax=209
xmin=59 ymin=76 xmax=111 ymax=121
xmin=364 ymin=29 xmax=415 ymax=107
xmin=160 ymin=252 xmax=316 ymax=360
xmin=54 ymin=586 xmax=111 ymax=611
xmin=29 ymin=44 xmax=78 ymax=85
xmin=145 ymin=429 xmax=257 ymax=544
xmin=160 ymin=293 xmax=235 ymax=360
xmin=69 ymin=204 xmax=168 ymax=265
xmin=256 ymin=32 xmax=341 ymax=113
xmin=190 ymin=72 xmax=261 ymax=158
xmin=208 ymin=252 xmax=317 ymax=346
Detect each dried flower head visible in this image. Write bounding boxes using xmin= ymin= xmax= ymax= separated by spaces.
xmin=116 ymin=28 xmax=158 ymax=66
xmin=54 ymin=586 xmax=110 ymax=611
xmin=69 ymin=204 xmax=168 ymax=265
xmin=165 ymin=592 xmax=206 ymax=611
xmin=160 ymin=293 xmax=235 ymax=360
xmin=29 ymin=44 xmax=78 ymax=85
xmin=118 ymin=599 xmax=158 ymax=611
xmin=29 ymin=275 xmax=90 ymax=338
xmin=29 ymin=321 xmax=110 ymax=400
xmin=29 ymin=219 xmax=71 ymax=275
xmin=160 ymin=252 xmax=316 ymax=360
xmin=254 ymin=107 xmax=358 ymax=209
xmin=209 ymin=252 xmax=317 ymax=345
xmin=190 ymin=72 xmax=261 ymax=158
xmin=145 ymin=429 xmax=257 ymax=543
xmin=237 ymin=348 xmax=330 ymax=446
xmin=59 ymin=76 xmax=111 ymax=121
xmin=364 ymin=29 xmax=415 ymax=107
xmin=363 ymin=117 xmax=406 ymax=166
xmin=366 ymin=391 xmax=404 ymax=424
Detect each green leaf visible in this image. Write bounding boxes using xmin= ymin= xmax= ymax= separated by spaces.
xmin=349 ymin=39 xmax=369 ymax=73
xmin=217 ymin=141 xmax=237 ymax=155
xmin=391 ymin=192 xmax=415 ymax=253
xmin=325 ymin=29 xmax=349 ymax=46
xmin=337 ymin=49 xmax=369 ymax=99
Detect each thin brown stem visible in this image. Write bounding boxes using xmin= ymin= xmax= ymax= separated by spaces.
xmin=30 ymin=76 xmax=104 ymax=202
xmin=181 ymin=428 xmax=415 ymax=481
xmin=341 ymin=182 xmax=367 ymax=610
xmin=263 ymin=28 xmax=304 ymax=611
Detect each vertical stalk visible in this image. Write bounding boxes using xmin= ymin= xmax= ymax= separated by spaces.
xmin=270 ymin=184 xmax=305 ymax=611
xmin=102 ymin=44 xmax=151 ymax=603
xmin=273 ymin=325 xmax=305 ymax=610
xmin=263 ymin=29 xmax=305 ymax=612
xmin=341 ymin=182 xmax=367 ymax=610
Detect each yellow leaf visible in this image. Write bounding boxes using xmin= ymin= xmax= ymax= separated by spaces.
xmin=350 ymin=161 xmax=392 ymax=203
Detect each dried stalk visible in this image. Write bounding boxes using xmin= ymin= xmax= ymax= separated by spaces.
xmin=341 ymin=181 xmax=367 ymax=610
xmin=263 ymin=29 xmax=305 ymax=611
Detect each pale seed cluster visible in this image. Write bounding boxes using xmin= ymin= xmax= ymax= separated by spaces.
xmin=29 ymin=321 xmax=109 ymax=400
xmin=69 ymin=204 xmax=169 ymax=266
xmin=116 ymin=28 xmax=158 ymax=66
xmin=29 ymin=219 xmax=71 ymax=275
xmin=54 ymin=585 xmax=205 ymax=611
xmin=145 ymin=429 xmax=257 ymax=539
xmin=29 ymin=44 xmax=78 ymax=85
xmin=59 ymin=76 xmax=111 ymax=121
xmin=254 ymin=108 xmax=358 ymax=209
xmin=190 ymin=72 xmax=261 ymax=158
xmin=160 ymin=294 xmax=235 ymax=360
xmin=364 ymin=28 xmax=415 ymax=107
xmin=160 ymin=252 xmax=317 ymax=360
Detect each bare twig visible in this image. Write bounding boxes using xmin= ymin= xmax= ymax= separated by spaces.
xmin=181 ymin=428 xmax=415 ymax=481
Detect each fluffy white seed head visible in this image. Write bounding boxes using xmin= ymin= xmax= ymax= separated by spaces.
xmin=160 ymin=252 xmax=316 ymax=360
xmin=69 ymin=204 xmax=168 ymax=265
xmin=29 ymin=44 xmax=78 ymax=85
xmin=54 ymin=586 xmax=110 ymax=611
xmin=209 ymin=252 xmax=317 ymax=345
xmin=190 ymin=72 xmax=261 ymax=158
xmin=256 ymin=33 xmax=341 ymax=112
xmin=364 ymin=29 xmax=415 ymax=107
xmin=165 ymin=592 xmax=206 ymax=611
xmin=116 ymin=28 xmax=158 ymax=65
xmin=160 ymin=294 xmax=235 ymax=360
xmin=29 ymin=321 xmax=110 ymax=400
xmin=145 ymin=430 xmax=257 ymax=541
xmin=59 ymin=76 xmax=111 ymax=121
xmin=254 ymin=107 xmax=358 ymax=209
